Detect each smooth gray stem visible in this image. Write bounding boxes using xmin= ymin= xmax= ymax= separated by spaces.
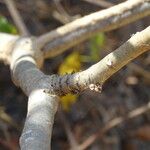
xmin=20 ymin=90 xmax=59 ymax=150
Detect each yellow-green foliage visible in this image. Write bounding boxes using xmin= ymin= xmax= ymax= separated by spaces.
xmin=80 ymin=33 xmax=105 ymax=63
xmin=0 ymin=16 xmax=17 ymax=34
xmin=58 ymin=34 xmax=105 ymax=111
xmin=58 ymin=51 xmax=81 ymax=75
xmin=58 ymin=52 xmax=81 ymax=111
xmin=90 ymin=33 xmax=105 ymax=61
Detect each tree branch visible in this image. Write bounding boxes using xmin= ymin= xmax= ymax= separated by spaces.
xmin=9 ymin=37 xmax=59 ymax=150
xmin=49 ymin=26 xmax=150 ymax=95
xmin=9 ymin=25 xmax=150 ymax=149
xmin=0 ymin=33 xmax=18 ymax=63
xmin=0 ymin=26 xmax=149 ymax=149
xmin=20 ymin=90 xmax=58 ymax=150
xmin=1 ymin=26 xmax=150 ymax=95
xmin=36 ymin=0 xmax=150 ymax=58
xmin=4 ymin=0 xmax=30 ymax=36
xmin=0 ymin=3 xmax=149 ymax=149
xmin=82 ymin=0 xmax=114 ymax=8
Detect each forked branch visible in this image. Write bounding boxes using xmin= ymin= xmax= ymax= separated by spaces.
xmin=7 ymin=26 xmax=150 ymax=150
xmin=0 ymin=0 xmax=149 ymax=149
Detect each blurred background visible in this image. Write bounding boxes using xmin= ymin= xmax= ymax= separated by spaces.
xmin=0 ymin=0 xmax=149 ymax=149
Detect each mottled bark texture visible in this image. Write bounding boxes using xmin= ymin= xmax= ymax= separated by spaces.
xmin=37 ymin=0 xmax=150 ymax=58
xmin=47 ymin=26 xmax=150 ymax=95
xmin=0 ymin=0 xmax=149 ymax=149
xmin=9 ymin=37 xmax=58 ymax=150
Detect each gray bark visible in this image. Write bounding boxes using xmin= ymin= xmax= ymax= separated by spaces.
xmin=0 ymin=0 xmax=149 ymax=149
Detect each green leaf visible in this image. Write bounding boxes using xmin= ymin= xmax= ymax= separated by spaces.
xmin=89 ymin=33 xmax=105 ymax=61
xmin=0 ymin=16 xmax=17 ymax=34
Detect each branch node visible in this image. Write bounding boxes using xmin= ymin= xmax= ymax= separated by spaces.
xmin=106 ymin=59 xmax=114 ymax=68
xmin=89 ymin=83 xmax=102 ymax=92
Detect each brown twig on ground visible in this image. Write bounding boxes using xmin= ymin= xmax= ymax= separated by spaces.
xmin=0 ymin=106 xmax=20 ymax=130
xmin=53 ymin=0 xmax=74 ymax=23
xmin=128 ymin=63 xmax=150 ymax=83
xmin=78 ymin=102 xmax=150 ymax=150
xmin=52 ymin=10 xmax=80 ymax=24
xmin=58 ymin=108 xmax=80 ymax=150
xmin=82 ymin=0 xmax=114 ymax=8
xmin=4 ymin=0 xmax=29 ymax=36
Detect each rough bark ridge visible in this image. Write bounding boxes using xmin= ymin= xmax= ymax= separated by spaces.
xmin=0 ymin=0 xmax=150 ymax=149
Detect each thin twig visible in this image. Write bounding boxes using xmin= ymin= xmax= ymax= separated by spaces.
xmin=4 ymin=0 xmax=29 ymax=36
xmin=53 ymin=0 xmax=73 ymax=23
xmin=58 ymin=108 xmax=80 ymax=150
xmin=0 ymin=106 xmax=20 ymax=130
xmin=128 ymin=63 xmax=150 ymax=82
xmin=52 ymin=11 xmax=80 ymax=24
xmin=82 ymin=0 xmax=114 ymax=8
